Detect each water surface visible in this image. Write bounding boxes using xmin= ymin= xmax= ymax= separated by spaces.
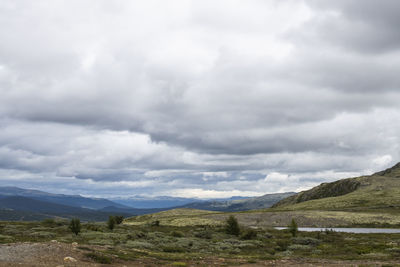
xmin=275 ymin=227 xmax=400 ymax=233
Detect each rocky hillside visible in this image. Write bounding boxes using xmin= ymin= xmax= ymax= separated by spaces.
xmin=272 ymin=162 xmax=400 ymax=211
xmin=374 ymin=162 xmax=400 ymax=177
xmin=272 ymin=178 xmax=362 ymax=208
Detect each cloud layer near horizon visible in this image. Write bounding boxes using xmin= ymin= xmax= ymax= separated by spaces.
xmin=0 ymin=0 xmax=399 ymax=198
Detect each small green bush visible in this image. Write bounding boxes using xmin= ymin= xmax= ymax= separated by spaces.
xmin=107 ymin=216 xmax=115 ymax=230
xmin=135 ymin=231 xmax=146 ymax=238
xmin=292 ymin=237 xmax=321 ymax=246
xmin=172 ymin=262 xmax=187 ymax=266
xmin=241 ymin=229 xmax=257 ymax=240
xmin=288 ymin=244 xmax=312 ymax=251
xmin=225 ymin=215 xmax=240 ymax=236
xmin=288 ymin=219 xmax=298 ymax=237
xmin=171 ymin=230 xmax=184 ymax=237
xmin=69 ymin=218 xmax=81 ymax=235
xmin=276 ymin=239 xmax=290 ymax=251
xmin=41 ymin=218 xmax=56 ymax=227
xmin=125 ymin=240 xmax=155 ymax=249
xmin=85 ymin=223 xmax=101 ymax=231
xmin=114 ymin=215 xmax=124 ymax=224
xmin=127 ymin=231 xmax=146 ymax=239
xmin=194 ymin=230 xmax=213 ymax=239
xmin=162 ymin=246 xmax=185 ymax=253
xmin=85 ymin=252 xmax=112 ymax=264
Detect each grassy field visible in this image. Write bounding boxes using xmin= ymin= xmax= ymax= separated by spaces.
xmin=1 ymin=215 xmax=400 ymax=266
xmin=124 ymin=208 xmax=223 ymax=227
xmin=123 ymin=207 xmax=400 ymax=228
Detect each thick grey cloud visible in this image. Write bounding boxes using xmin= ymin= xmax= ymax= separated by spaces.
xmin=305 ymin=0 xmax=400 ymax=53
xmin=0 ymin=0 xmax=399 ymax=198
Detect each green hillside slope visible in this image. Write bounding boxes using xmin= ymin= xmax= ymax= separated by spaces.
xmin=124 ymin=208 xmax=222 ymax=226
xmin=124 ymin=163 xmax=400 ymax=228
xmin=272 ymin=163 xmax=400 ymax=212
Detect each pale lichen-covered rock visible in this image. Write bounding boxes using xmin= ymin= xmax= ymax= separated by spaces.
xmin=63 ymin=256 xmax=77 ymax=262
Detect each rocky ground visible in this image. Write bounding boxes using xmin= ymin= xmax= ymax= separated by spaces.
xmin=1 ymin=241 xmax=399 ymax=266
xmin=0 ymin=241 xmax=97 ymax=266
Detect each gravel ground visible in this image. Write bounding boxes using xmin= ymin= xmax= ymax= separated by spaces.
xmin=0 ymin=241 xmax=93 ymax=266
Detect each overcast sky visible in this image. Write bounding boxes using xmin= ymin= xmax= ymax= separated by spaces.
xmin=0 ymin=0 xmax=399 ymax=198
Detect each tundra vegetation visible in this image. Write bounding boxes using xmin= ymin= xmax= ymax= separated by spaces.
xmin=1 ymin=210 xmax=400 ymax=265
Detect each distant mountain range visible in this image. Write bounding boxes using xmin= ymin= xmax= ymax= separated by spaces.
xmin=181 ymin=192 xmax=296 ymax=212
xmin=0 ymin=187 xmax=164 ymax=221
xmin=110 ymin=196 xmax=249 ymax=209
xmin=0 ymin=196 xmax=128 ymax=221
xmin=0 ymin=186 xmax=128 ymax=209
xmin=0 ymin=186 xmax=295 ymax=221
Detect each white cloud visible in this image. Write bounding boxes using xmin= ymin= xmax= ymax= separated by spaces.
xmin=0 ymin=0 xmax=399 ymax=198
xmin=372 ymin=155 xmax=393 ymax=168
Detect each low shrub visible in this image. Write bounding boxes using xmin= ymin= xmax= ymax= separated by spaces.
xmin=41 ymin=218 xmax=56 ymax=227
xmin=172 ymin=262 xmax=187 ymax=266
xmin=194 ymin=230 xmax=213 ymax=239
xmin=127 ymin=231 xmax=147 ymax=240
xmin=29 ymin=231 xmax=56 ymax=238
xmin=77 ymin=246 xmax=93 ymax=251
xmin=162 ymin=246 xmax=186 ymax=253
xmin=171 ymin=230 xmax=184 ymax=237
xmin=85 ymin=223 xmax=101 ymax=231
xmin=276 ymin=239 xmax=290 ymax=251
xmin=69 ymin=218 xmax=81 ymax=235
xmin=241 ymin=229 xmax=257 ymax=240
xmin=125 ymin=240 xmax=155 ymax=249
xmin=107 ymin=216 xmax=116 ymax=230
xmin=135 ymin=231 xmax=146 ymax=238
xmin=114 ymin=216 xmax=124 ymax=224
xmin=85 ymin=252 xmax=112 ymax=264
xmin=146 ymin=231 xmax=165 ymax=240
xmin=292 ymin=237 xmax=321 ymax=246
xmin=288 ymin=219 xmax=298 ymax=237
xmin=2 ymin=225 xmax=21 ymax=235
xmin=0 ymin=234 xmax=13 ymax=243
xmin=288 ymin=244 xmax=312 ymax=251
xmin=386 ymin=247 xmax=400 ymax=255
xmin=225 ymin=215 xmax=240 ymax=236
xmin=88 ymin=239 xmax=114 ymax=246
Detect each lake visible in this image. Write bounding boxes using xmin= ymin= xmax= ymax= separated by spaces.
xmin=275 ymin=227 xmax=400 ymax=234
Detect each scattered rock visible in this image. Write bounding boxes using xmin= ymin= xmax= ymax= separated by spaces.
xmin=71 ymin=242 xmax=78 ymax=247
xmin=63 ymin=256 xmax=77 ymax=262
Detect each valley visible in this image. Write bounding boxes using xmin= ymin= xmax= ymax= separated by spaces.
xmin=1 ymin=163 xmax=400 ymax=266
